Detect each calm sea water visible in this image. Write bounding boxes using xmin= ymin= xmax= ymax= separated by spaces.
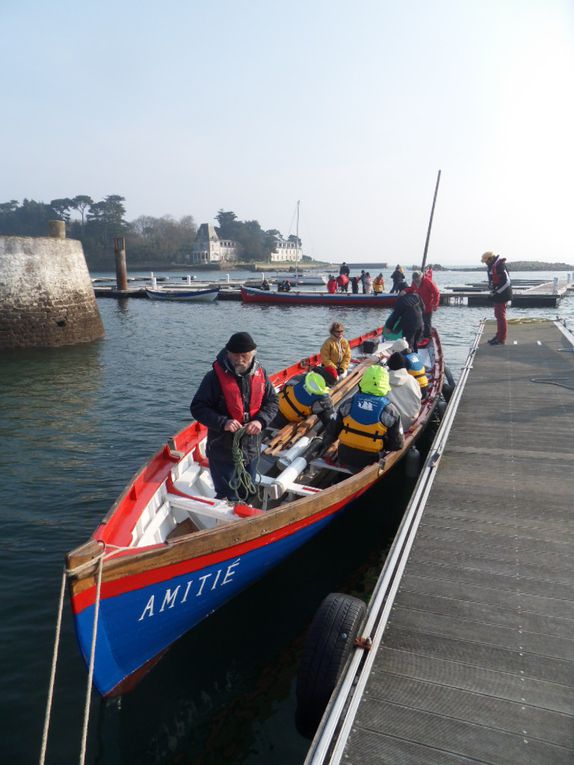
xmin=1 ymin=269 xmax=572 ymax=764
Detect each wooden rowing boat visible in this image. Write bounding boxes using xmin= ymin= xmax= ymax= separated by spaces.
xmin=240 ymin=286 xmax=398 ymax=307
xmin=145 ymin=286 xmax=219 ymax=302
xmin=66 ymin=326 xmax=444 ymax=696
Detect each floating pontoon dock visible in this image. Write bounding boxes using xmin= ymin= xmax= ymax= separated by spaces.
xmin=307 ymin=318 xmax=574 ymax=765
xmin=441 ymin=281 xmax=570 ymax=308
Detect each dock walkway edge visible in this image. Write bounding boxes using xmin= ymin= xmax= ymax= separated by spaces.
xmin=305 ymin=317 xmax=574 ymax=765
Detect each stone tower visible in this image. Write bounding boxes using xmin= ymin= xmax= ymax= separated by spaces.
xmin=0 ymin=235 xmax=105 ymax=350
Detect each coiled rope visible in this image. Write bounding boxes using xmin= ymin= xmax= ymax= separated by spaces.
xmin=229 ymin=426 xmax=264 ymax=502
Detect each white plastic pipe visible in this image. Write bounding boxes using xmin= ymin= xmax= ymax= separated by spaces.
xmin=270 ymin=457 xmax=308 ymax=498
xmin=277 ymin=437 xmax=312 ymax=469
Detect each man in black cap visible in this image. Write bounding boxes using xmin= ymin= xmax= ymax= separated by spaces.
xmin=190 ymin=332 xmax=278 ymax=500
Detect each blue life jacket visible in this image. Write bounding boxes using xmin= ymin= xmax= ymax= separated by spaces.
xmin=340 ymin=393 xmax=391 ymax=453
xmin=279 ymin=377 xmax=324 ymax=421
xmin=404 ymin=352 xmax=428 ymax=388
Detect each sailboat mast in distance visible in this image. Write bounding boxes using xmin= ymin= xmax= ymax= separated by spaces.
xmin=295 ymin=199 xmax=300 ymax=281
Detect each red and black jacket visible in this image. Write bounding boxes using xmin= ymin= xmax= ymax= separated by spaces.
xmin=487 ymin=256 xmax=512 ymax=303
xmin=190 ymin=348 xmax=278 ymax=460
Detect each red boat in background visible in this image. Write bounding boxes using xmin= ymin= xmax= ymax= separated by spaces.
xmin=241 ymin=286 xmax=398 ymax=308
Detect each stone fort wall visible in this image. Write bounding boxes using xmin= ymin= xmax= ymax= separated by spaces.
xmin=0 ymin=236 xmax=105 ymax=350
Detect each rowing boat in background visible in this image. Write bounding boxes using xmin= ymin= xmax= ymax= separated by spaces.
xmin=240 ymin=286 xmax=398 ymax=308
xmin=145 ymin=286 xmax=219 ymax=302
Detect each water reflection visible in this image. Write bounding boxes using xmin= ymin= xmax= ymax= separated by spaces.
xmin=2 ymin=269 xmax=572 ymax=763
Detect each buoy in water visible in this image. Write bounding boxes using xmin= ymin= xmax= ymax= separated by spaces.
xmin=295 ymin=593 xmax=366 ymax=739
xmin=405 ymin=445 xmax=421 ymax=478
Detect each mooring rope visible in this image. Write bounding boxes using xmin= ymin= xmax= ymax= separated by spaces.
xmin=529 ymin=376 xmax=574 ymax=390
xmin=39 ymin=544 xmax=107 ymax=765
xmin=79 ymin=550 xmax=104 ymax=765
xmin=229 ymin=426 xmax=264 ymax=502
xmin=39 ymin=568 xmax=67 ymax=765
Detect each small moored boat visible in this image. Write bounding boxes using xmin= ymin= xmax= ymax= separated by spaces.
xmin=66 ymin=326 xmax=444 ymax=696
xmin=145 ymin=286 xmax=219 ymax=302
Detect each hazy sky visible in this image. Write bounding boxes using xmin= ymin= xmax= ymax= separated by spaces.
xmin=3 ymin=0 xmax=573 ymax=264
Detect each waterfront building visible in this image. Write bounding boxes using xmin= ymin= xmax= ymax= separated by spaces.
xmin=190 ymin=224 xmax=241 ymax=264
xmin=270 ymin=235 xmax=301 ymax=263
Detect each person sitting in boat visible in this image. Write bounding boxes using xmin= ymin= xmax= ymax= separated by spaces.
xmin=190 ymin=332 xmax=278 ymax=500
xmin=383 ymin=290 xmax=424 ymax=350
xmin=350 ymin=275 xmax=360 ymax=294
xmin=327 ymin=275 xmax=338 ymax=294
xmin=373 ymin=273 xmax=385 ymax=294
xmin=385 ymin=351 xmax=422 ymax=431
xmin=402 ymin=348 xmax=429 ymax=393
xmin=260 ymin=278 xmax=270 ymax=291
xmin=326 ymin=365 xmax=404 ymax=471
xmin=320 ymin=322 xmax=351 ymax=378
xmin=272 ymin=366 xmax=338 ymax=429
xmin=278 ymin=279 xmax=292 ymax=292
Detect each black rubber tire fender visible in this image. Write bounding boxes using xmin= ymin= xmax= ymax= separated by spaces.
xmin=442 ymin=364 xmax=456 ymax=401
xmin=295 ymin=593 xmax=366 ymax=738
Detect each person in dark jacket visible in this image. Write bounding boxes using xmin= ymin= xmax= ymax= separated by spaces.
xmin=481 ymin=251 xmax=512 ymax=345
xmin=325 ymin=365 xmax=404 ymax=471
xmin=339 ymin=262 xmax=350 ymax=277
xmin=383 ymin=291 xmax=424 ymax=350
xmin=390 ymin=265 xmax=407 ymax=293
xmin=190 ymin=332 xmax=278 ymax=500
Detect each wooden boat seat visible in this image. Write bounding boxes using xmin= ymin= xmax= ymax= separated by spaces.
xmin=166 ymin=517 xmax=199 ymax=541
xmin=168 ymin=494 xmax=238 ymax=529
xmin=137 ymin=501 xmax=177 ymax=547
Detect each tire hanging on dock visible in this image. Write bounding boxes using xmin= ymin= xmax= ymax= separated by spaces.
xmin=441 ymin=364 xmax=456 ymax=402
xmin=295 ymin=593 xmax=366 ymax=739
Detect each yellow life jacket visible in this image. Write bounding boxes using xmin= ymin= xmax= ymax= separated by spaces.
xmin=278 ymin=380 xmax=313 ymax=422
xmin=405 ymin=352 xmax=428 ymax=389
xmin=339 ymin=393 xmax=390 ymax=453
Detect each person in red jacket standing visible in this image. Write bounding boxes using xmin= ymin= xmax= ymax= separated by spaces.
xmin=481 ymin=251 xmax=512 ymax=345
xmin=411 ymin=269 xmax=440 ymax=338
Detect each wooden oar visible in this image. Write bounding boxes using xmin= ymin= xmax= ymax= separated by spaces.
xmin=265 ymin=355 xmax=383 ymax=456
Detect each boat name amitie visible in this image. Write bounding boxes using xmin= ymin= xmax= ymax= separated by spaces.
xmin=138 ymin=558 xmax=241 ymax=621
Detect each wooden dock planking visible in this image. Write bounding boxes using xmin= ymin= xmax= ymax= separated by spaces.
xmin=307 ymin=318 xmax=574 ymax=765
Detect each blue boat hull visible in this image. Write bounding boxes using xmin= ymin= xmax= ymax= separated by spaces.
xmin=74 ymin=512 xmax=337 ymax=695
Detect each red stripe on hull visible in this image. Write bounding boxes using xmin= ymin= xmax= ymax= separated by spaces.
xmin=241 ymin=288 xmax=397 ymax=308
xmin=73 ymin=484 xmax=372 ymax=614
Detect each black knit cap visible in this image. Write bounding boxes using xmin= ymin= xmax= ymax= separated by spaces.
xmin=387 ymin=351 xmax=407 ymax=370
xmin=226 ymin=332 xmax=257 ymax=353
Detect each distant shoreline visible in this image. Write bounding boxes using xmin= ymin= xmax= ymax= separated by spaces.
xmin=88 ymin=259 xmax=574 ymax=274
